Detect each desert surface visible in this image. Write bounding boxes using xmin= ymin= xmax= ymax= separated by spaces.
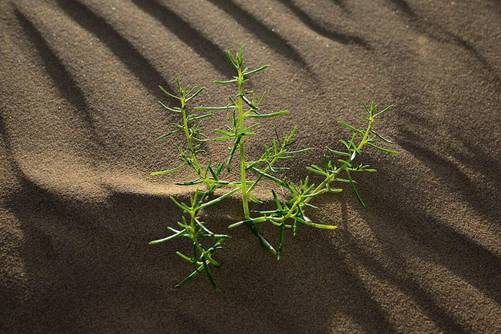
xmin=1 ymin=0 xmax=500 ymax=333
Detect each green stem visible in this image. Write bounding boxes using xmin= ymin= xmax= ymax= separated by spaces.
xmin=310 ymin=116 xmax=375 ymax=198
xmin=180 ymin=93 xmax=211 ymax=189
xmin=278 ymin=115 xmax=377 ymax=223
xmin=180 ymin=96 xmax=201 ymax=172
xmin=246 ymin=146 xmax=284 ymax=195
xmin=355 ymin=116 xmax=374 ymax=154
xmin=180 ymin=97 xmax=191 ymax=150
xmin=235 ymin=70 xmax=251 ymax=220
xmin=234 ymin=64 xmax=276 ymax=256
xmin=189 ymin=213 xmax=200 ymax=259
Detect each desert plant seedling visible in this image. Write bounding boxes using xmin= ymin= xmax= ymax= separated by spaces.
xmin=150 ymin=48 xmax=397 ymax=291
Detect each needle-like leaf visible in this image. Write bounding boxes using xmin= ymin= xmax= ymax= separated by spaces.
xmin=199 ymin=188 xmax=239 ymax=209
xmin=248 ymin=110 xmax=289 ymax=119
xmin=159 ymin=101 xmax=182 ymax=113
xmin=186 ymin=87 xmax=205 ymax=102
xmin=159 ymin=85 xmax=179 ymax=100
xmin=244 ymin=64 xmax=269 ymax=77
xmin=150 ymin=165 xmax=183 ymax=176
xmin=149 ymin=229 xmax=186 ymax=245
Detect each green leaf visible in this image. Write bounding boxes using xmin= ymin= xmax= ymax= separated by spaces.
xmin=194 ymin=105 xmax=236 ymax=112
xmin=287 ymin=148 xmax=312 ymax=154
xmin=186 ymin=87 xmax=205 ymax=101
xmin=159 ymin=85 xmax=179 ymax=100
xmin=211 ymin=136 xmax=234 ymax=142
xmin=214 ymin=78 xmax=237 ymax=85
xmin=370 ymin=129 xmax=393 ymax=143
xmin=351 ymin=166 xmax=377 ymax=173
xmin=194 ymin=218 xmax=214 ymax=235
xmin=250 ymin=167 xmax=288 ymax=187
xmin=174 ymin=79 xmax=183 ymax=93
xmin=224 ymin=50 xmax=237 ymax=69
xmin=304 ymin=203 xmax=319 ymax=209
xmin=228 ymin=219 xmax=250 ymax=229
xmin=327 ymin=147 xmax=350 ymax=157
xmin=175 ymin=179 xmax=203 ymax=186
xmin=337 ymin=159 xmax=353 ymax=168
xmin=248 ymin=110 xmax=289 ymax=119
xmin=373 ymin=105 xmax=393 ymax=118
xmin=158 ymin=101 xmax=181 ymax=113
xmin=244 ymin=65 xmax=270 ymax=77
xmin=215 ymin=129 xmax=235 ymax=137
xmin=277 ymin=223 xmax=285 ymax=260
xmin=157 ymin=129 xmax=179 ymax=140
xmin=200 ymin=188 xmax=239 ymax=209
xmin=236 ymin=47 xmax=244 ymax=67
xmin=207 ymin=164 xmax=218 ymax=181
xmin=362 ymin=102 xmax=374 ymax=116
xmin=272 ymin=189 xmax=282 ymax=210
xmin=213 ymin=234 xmax=230 ymax=240
xmin=241 ymin=94 xmax=258 ymax=109
xmin=306 ymin=165 xmax=329 ymax=177
xmin=335 ymin=177 xmax=355 ymax=184
xmin=367 ymin=142 xmax=399 ymax=155
xmin=339 ymin=139 xmax=353 ymax=151
xmin=216 ymin=162 xmax=224 ymax=176
xmin=338 ymin=120 xmax=364 ymax=134
xmin=249 ymin=194 xmax=264 ymax=205
xmin=149 ymin=229 xmax=185 ymax=245
xmin=225 ymin=137 xmax=241 ymax=169
xmin=150 ymin=165 xmax=183 ymax=176
xmin=346 ymin=170 xmax=365 ymax=208
xmin=175 ymin=264 xmax=205 ymax=288
xmin=170 ymin=196 xmax=191 ymax=211
xmin=202 ymin=259 xmax=220 ymax=292
xmin=303 ymin=189 xmax=328 ymax=198
xmin=176 ymin=251 xmax=196 ymax=264
xmin=295 ymin=216 xmax=337 ymax=230
xmin=188 ymin=114 xmax=211 ymax=122
xmin=250 ymin=227 xmax=277 ymax=256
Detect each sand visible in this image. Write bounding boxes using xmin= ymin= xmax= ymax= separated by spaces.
xmin=0 ymin=0 xmax=500 ymax=333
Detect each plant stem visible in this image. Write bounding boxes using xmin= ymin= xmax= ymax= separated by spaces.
xmin=246 ymin=146 xmax=283 ymax=195
xmin=189 ymin=212 xmax=200 ymax=259
xmin=355 ymin=115 xmax=374 ymax=154
xmin=275 ymin=114 xmax=376 ymax=224
xmin=180 ymin=96 xmax=203 ymax=177
xmin=180 ymin=97 xmax=191 ymax=150
xmin=311 ymin=115 xmax=375 ymax=198
xmin=236 ymin=70 xmax=251 ymax=220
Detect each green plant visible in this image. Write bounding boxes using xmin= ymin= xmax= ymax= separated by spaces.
xmin=150 ymin=49 xmax=397 ymax=291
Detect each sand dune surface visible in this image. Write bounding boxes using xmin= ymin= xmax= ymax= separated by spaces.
xmin=1 ymin=0 xmax=500 ymax=333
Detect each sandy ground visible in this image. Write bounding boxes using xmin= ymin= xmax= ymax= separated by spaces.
xmin=1 ymin=0 xmax=500 ymax=333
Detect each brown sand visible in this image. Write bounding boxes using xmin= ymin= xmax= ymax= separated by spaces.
xmin=1 ymin=0 xmax=500 ymax=333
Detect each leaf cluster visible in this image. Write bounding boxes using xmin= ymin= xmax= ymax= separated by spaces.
xmin=149 ymin=49 xmax=397 ymax=291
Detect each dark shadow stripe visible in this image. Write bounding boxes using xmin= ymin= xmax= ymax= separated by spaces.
xmin=341 ymin=230 xmax=469 ymax=334
xmin=14 ymin=9 xmax=103 ymax=145
xmin=387 ymin=0 xmax=414 ymax=17
xmin=206 ymin=0 xmax=309 ymax=67
xmin=275 ymin=0 xmax=371 ymax=49
xmin=364 ymin=150 xmax=501 ymax=305
xmin=54 ymin=0 xmax=172 ymax=98
xmin=398 ymin=134 xmax=500 ymax=225
xmin=386 ymin=0 xmax=501 ymax=86
xmin=131 ymin=0 xmax=234 ymax=78
xmin=330 ymin=0 xmax=350 ymax=13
